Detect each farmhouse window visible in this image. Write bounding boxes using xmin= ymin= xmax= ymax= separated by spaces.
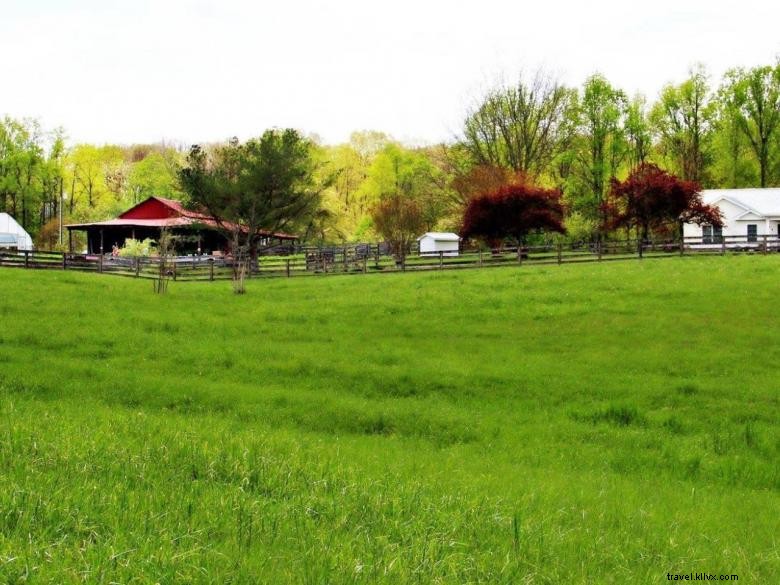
xmin=747 ymin=224 xmax=758 ymax=243
xmin=712 ymin=225 xmax=722 ymax=244
xmin=702 ymin=225 xmax=713 ymax=244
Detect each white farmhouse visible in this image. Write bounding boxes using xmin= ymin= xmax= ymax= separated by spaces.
xmin=683 ymin=188 xmax=780 ymax=245
xmin=0 ymin=213 xmax=34 ymax=251
xmin=417 ymin=232 xmax=460 ymax=256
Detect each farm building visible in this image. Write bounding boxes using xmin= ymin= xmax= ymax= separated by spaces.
xmin=0 ymin=213 xmax=34 ymax=251
xmin=66 ymin=196 xmax=298 ymax=254
xmin=683 ymin=188 xmax=780 ymax=244
xmin=417 ymin=232 xmax=460 ymax=256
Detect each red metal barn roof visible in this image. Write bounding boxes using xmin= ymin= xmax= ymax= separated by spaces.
xmin=66 ymin=196 xmax=298 ymax=239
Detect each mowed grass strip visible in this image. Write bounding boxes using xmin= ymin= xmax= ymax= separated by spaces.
xmin=0 ymin=256 xmax=778 ymax=583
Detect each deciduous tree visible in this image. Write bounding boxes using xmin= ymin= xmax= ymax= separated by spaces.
xmin=650 ymin=66 xmax=715 ymax=184
xmin=179 ymin=129 xmax=322 ymax=291
xmin=371 ymin=195 xmax=426 ymax=262
xmin=720 ymin=62 xmax=780 ymax=187
xmin=569 ymin=74 xmax=628 ymax=228
xmin=461 ymin=183 xmax=566 ymax=248
xmin=604 ymin=163 xmax=721 ymax=241
xmin=463 ymin=71 xmax=575 ymax=180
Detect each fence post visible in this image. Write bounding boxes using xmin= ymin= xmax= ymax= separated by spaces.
xmin=597 ymin=241 xmax=603 ymax=261
xmin=209 ymin=258 xmax=214 ymax=281
xmin=172 ymin=258 xmax=177 ymax=281
xmin=557 ymin=243 xmax=562 ymax=265
xmin=98 ymin=254 xmax=103 ymax=273
xmin=479 ymin=248 xmax=483 ymax=267
xmin=721 ymin=237 xmax=726 ymax=256
xmin=62 ymin=252 xmax=67 ymax=270
xmin=517 ymin=245 xmax=523 ymax=265
xmin=135 ymin=257 xmax=141 ymax=277
xmin=679 ymin=236 xmax=684 ymax=256
xmin=763 ymin=234 xmax=768 ymax=254
xmin=286 ymin=259 xmax=291 ymax=278
xmin=637 ymin=239 xmax=643 ymax=259
xmin=363 ymin=254 xmax=367 ymax=273
xmin=24 ymin=250 xmax=29 ymax=269
xmin=439 ymin=250 xmax=443 ymax=269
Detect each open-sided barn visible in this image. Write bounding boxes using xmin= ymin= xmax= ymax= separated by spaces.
xmin=66 ymin=197 xmax=298 ymax=254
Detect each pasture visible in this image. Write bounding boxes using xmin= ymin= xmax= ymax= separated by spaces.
xmin=0 ymin=257 xmax=778 ymax=583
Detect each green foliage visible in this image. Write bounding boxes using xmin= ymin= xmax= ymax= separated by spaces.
xmin=370 ymin=194 xmax=425 ymax=259
xmin=127 ymin=150 xmax=183 ymax=203
xmin=463 ymin=71 xmax=576 ymax=179
xmin=3 ymin=58 xmax=780 ymax=250
xmin=562 ymin=210 xmax=598 ymax=242
xmin=0 ymin=117 xmax=46 ymax=237
xmin=0 ymin=258 xmax=778 ymax=582
xmin=359 ymin=143 xmax=449 ymax=231
xmin=568 ymin=74 xmax=628 ymax=222
xmin=118 ymin=237 xmax=156 ymax=257
xmin=649 ymin=65 xmax=715 ymax=184
xmin=719 ymin=62 xmax=780 ymax=187
xmin=180 ymin=130 xmax=322 ymax=247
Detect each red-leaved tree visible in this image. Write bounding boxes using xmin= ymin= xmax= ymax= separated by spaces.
xmin=604 ymin=163 xmax=722 ymax=240
xmin=461 ymin=184 xmax=566 ymax=249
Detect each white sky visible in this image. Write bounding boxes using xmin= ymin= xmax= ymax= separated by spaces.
xmin=1 ymin=0 xmax=778 ymax=147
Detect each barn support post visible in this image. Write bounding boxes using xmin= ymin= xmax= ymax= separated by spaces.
xmin=68 ymin=230 xmax=73 ymax=253
xmin=99 ymin=229 xmax=104 ymax=255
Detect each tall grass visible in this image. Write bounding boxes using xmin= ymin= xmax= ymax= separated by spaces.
xmin=0 ymin=256 xmax=778 ymax=583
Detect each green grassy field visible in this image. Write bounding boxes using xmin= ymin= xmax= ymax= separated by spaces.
xmin=0 ymin=257 xmax=778 ymax=583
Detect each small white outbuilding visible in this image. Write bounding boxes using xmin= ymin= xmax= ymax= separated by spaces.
xmin=0 ymin=213 xmax=34 ymax=251
xmin=417 ymin=232 xmax=460 ymax=256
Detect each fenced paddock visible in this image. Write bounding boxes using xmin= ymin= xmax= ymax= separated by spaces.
xmin=2 ymin=234 xmax=779 ymax=281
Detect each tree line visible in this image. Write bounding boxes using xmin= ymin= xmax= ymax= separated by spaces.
xmin=2 ymin=60 xmax=779 ymax=249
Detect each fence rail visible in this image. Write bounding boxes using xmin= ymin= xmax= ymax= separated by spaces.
xmin=2 ymin=234 xmax=779 ymax=281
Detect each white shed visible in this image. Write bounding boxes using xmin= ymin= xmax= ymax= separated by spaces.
xmin=0 ymin=213 xmax=34 ymax=251
xmin=417 ymin=232 xmax=460 ymax=256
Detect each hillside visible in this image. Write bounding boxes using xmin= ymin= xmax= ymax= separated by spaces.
xmin=0 ymin=258 xmax=778 ymax=583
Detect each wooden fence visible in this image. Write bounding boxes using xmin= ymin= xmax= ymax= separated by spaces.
xmin=2 ymin=234 xmax=780 ymax=282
